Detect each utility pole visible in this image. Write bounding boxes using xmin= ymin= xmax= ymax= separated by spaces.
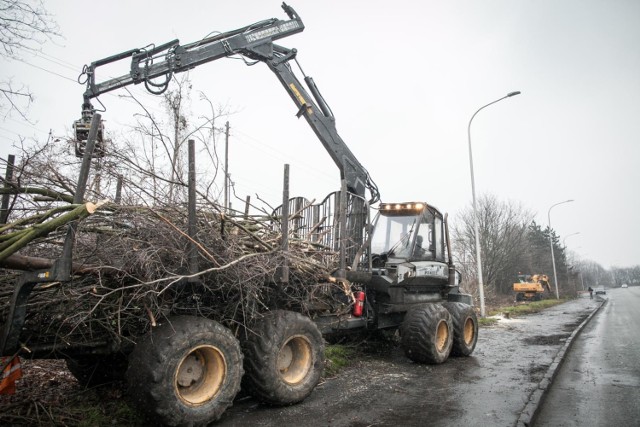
xmin=0 ymin=154 xmax=15 ymax=224
xmin=187 ymin=139 xmax=198 ymax=280
xmin=224 ymin=121 xmax=230 ymax=213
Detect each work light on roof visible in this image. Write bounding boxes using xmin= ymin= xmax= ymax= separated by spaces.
xmin=380 ymin=202 xmax=426 ymax=214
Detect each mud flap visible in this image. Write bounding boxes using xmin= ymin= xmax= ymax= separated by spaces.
xmin=0 ymin=356 xmax=23 ymax=395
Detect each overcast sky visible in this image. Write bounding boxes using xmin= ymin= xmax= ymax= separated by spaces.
xmin=1 ymin=0 xmax=639 ymax=268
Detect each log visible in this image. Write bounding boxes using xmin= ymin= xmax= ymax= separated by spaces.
xmin=0 ymin=254 xmax=105 ymax=274
xmin=0 ymin=186 xmax=74 ymax=204
xmin=0 ymin=201 xmax=104 ymax=262
xmin=0 ymin=254 xmax=53 ymax=270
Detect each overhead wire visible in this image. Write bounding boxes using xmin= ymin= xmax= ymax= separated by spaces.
xmin=4 ymin=49 xmax=171 ymax=127
xmin=9 ymin=57 xmax=77 ymax=83
xmin=231 ymin=128 xmax=336 ymax=182
xmin=27 ymin=50 xmax=80 ymax=72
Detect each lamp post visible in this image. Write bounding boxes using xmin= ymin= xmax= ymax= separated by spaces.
xmin=562 ymin=232 xmax=580 ymax=247
xmin=467 ymin=91 xmax=521 ymax=317
xmin=548 ymin=199 xmax=574 ymax=299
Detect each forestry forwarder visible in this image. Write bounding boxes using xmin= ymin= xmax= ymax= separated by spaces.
xmin=1 ymin=3 xmax=478 ymax=425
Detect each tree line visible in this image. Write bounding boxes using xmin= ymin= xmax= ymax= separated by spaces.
xmin=451 ymin=194 xmax=639 ymax=302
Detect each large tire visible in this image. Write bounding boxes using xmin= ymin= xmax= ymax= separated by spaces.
xmin=443 ymin=302 xmax=478 ymax=357
xmin=66 ymin=354 xmax=127 ymax=387
xmin=242 ymin=310 xmax=324 ymax=405
xmin=400 ymin=303 xmax=453 ymax=364
xmin=126 ymin=316 xmax=243 ymax=427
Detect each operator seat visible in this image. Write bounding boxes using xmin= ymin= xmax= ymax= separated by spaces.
xmin=413 ymin=235 xmax=425 ymax=258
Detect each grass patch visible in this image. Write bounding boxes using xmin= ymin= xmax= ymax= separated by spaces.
xmin=0 ymin=385 xmax=146 ymax=427
xmin=69 ymin=388 xmax=145 ymax=427
xmin=324 ymin=344 xmax=358 ymax=378
xmin=478 ymin=317 xmax=500 ymax=327
xmin=487 ymin=298 xmax=569 ymax=319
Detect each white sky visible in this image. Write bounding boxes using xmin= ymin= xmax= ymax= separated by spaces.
xmin=1 ymin=0 xmax=639 ymax=268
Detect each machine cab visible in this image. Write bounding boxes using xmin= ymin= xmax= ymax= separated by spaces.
xmin=370 ymin=202 xmax=446 ymax=266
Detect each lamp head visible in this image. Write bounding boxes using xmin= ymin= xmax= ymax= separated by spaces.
xmin=507 ymin=91 xmax=521 ymax=97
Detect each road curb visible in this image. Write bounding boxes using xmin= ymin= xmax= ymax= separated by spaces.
xmin=515 ymin=298 xmax=607 ymax=427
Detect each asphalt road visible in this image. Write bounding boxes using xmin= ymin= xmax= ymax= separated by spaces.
xmin=534 ymin=288 xmax=640 ymax=427
xmin=218 ymin=297 xmax=601 ymax=427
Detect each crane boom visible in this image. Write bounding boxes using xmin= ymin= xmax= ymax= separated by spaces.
xmin=77 ymin=2 xmax=379 ymax=203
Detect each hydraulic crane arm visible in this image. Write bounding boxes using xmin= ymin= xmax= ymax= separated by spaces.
xmin=77 ymin=2 xmax=379 ymax=203
xmin=80 ymin=3 xmax=304 ymax=105
xmin=265 ymin=44 xmax=378 ymax=202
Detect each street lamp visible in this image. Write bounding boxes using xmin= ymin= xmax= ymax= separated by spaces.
xmin=467 ymin=91 xmax=521 ymax=317
xmin=563 ymin=232 xmax=580 ymax=248
xmin=548 ymin=199 xmax=574 ymax=299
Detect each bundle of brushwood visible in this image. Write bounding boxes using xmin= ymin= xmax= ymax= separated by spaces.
xmin=0 ymin=202 xmax=346 ymax=351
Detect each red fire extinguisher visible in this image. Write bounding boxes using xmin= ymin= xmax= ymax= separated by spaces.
xmin=353 ymin=291 xmax=365 ymax=317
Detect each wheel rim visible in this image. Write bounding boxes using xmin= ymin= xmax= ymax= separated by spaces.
xmin=463 ymin=317 xmax=475 ymax=345
xmin=175 ymin=345 xmax=226 ymax=406
xmin=277 ymin=335 xmax=312 ymax=385
xmin=435 ymin=320 xmax=449 ymax=352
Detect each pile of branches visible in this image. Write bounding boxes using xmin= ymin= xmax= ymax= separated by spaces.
xmin=0 ymin=134 xmax=359 ymax=354
xmin=0 ymin=202 xmax=348 ymax=352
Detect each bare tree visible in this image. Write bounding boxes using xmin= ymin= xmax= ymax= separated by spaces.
xmin=164 ymin=75 xmax=191 ymax=202
xmin=610 ymin=265 xmax=640 ymax=287
xmin=574 ymin=259 xmax=609 ymax=291
xmin=452 ymin=194 xmax=535 ymax=297
xmin=0 ymin=0 xmax=60 ymax=118
xmin=94 ymin=76 xmax=231 ymax=208
xmin=0 ymin=74 xmax=232 ymax=227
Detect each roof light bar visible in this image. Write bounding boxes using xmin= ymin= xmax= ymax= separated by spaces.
xmin=380 ymin=202 xmax=426 ymax=214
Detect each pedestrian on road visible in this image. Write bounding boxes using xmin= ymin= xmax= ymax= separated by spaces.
xmin=588 ymin=286 xmax=593 ymax=299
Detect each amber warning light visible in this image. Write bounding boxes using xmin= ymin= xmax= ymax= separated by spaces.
xmin=380 ymin=202 xmax=426 ymax=215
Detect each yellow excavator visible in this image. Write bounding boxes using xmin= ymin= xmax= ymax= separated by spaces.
xmin=513 ymin=273 xmax=551 ymax=302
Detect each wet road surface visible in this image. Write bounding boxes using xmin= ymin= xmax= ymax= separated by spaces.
xmin=218 ymin=297 xmax=601 ymax=427
xmin=534 ymin=288 xmax=640 ymax=426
